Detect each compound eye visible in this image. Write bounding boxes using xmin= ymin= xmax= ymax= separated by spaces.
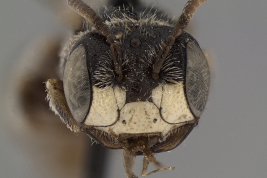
xmin=185 ymin=41 xmax=210 ymax=117
xmin=63 ymin=45 xmax=91 ymax=123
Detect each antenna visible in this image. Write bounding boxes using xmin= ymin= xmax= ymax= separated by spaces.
xmin=152 ymin=0 xmax=207 ymax=80
xmin=68 ymin=0 xmax=124 ymax=82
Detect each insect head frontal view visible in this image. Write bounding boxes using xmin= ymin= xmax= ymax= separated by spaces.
xmin=46 ymin=0 xmax=210 ymax=177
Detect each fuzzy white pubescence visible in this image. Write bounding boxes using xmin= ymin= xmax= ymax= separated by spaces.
xmin=93 ymin=52 xmax=116 ymax=88
xmin=160 ymin=53 xmax=184 ymax=84
xmin=92 ymin=45 xmax=184 ymax=88
xmin=101 ymin=6 xmax=175 ymax=28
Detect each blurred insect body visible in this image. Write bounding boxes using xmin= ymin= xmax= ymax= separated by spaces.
xmin=46 ymin=0 xmax=210 ymax=177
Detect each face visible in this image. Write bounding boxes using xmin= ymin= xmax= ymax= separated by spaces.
xmin=46 ymin=0 xmax=210 ymax=177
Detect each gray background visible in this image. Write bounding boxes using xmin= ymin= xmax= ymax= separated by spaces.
xmin=1 ymin=0 xmax=267 ymax=178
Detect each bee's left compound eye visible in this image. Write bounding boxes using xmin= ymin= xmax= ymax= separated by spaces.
xmin=63 ymin=45 xmax=91 ymax=123
xmin=185 ymin=42 xmax=210 ymax=117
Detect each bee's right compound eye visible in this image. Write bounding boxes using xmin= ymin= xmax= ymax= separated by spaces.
xmin=185 ymin=41 xmax=210 ymax=118
xmin=63 ymin=45 xmax=91 ymax=123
